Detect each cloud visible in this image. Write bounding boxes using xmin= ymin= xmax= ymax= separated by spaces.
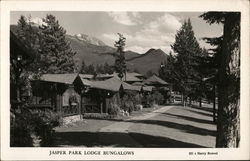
xmin=102 ymin=13 xmax=181 ymax=54
xmin=108 ymin=12 xmax=140 ymax=26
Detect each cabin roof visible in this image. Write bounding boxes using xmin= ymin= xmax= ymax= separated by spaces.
xmin=91 ymin=77 xmax=122 ymax=92
xmin=40 ymin=74 xmax=78 ymax=84
xmin=144 ymin=75 xmax=168 ymax=85
xmin=78 ymin=74 xmax=94 ymax=79
xmin=97 ymin=72 xmax=143 ymax=82
xmin=78 ymin=77 xmax=93 ymax=86
xmin=91 ymin=77 xmax=141 ymax=92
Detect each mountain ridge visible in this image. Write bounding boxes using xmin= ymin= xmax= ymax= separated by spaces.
xmin=10 ymin=24 xmax=168 ymax=74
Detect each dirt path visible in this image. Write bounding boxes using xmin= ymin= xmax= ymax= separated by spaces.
xmin=98 ymin=106 xmax=173 ymax=147
xmin=53 ymin=104 xmax=216 ymax=147
xmin=128 ymin=104 xmax=216 ymax=147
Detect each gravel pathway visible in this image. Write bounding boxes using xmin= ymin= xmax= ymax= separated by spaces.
xmin=98 ymin=106 xmax=173 ymax=147
xmin=128 ymin=104 xmax=216 ymax=147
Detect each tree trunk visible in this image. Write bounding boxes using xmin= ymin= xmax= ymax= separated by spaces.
xmin=216 ymin=13 xmax=240 ymax=147
xmin=213 ymin=84 xmax=216 ymax=123
xmin=199 ymin=98 xmax=202 ymax=107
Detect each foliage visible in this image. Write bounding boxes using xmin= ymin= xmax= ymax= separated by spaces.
xmin=103 ymin=62 xmax=114 ymax=74
xmin=146 ymin=70 xmax=155 ymax=78
xmin=171 ymin=19 xmax=202 ymax=97
xmin=38 ymin=14 xmax=76 ymax=74
xmin=80 ymin=61 xmax=114 ymax=75
xmin=107 ymin=102 xmax=120 ymax=116
xmin=120 ymin=91 xmax=143 ymax=113
xmin=10 ymin=106 xmax=61 ymax=147
xmin=152 ymin=91 xmax=164 ymax=105
xmin=114 ymin=33 xmax=126 ymax=79
xmin=159 ymin=52 xmax=178 ymax=89
xmin=200 ymin=12 xmax=240 ymax=148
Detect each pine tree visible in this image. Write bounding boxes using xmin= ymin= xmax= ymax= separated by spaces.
xmin=38 ymin=14 xmax=76 ymax=74
xmin=12 ymin=15 xmax=40 ymax=102
xmin=159 ymin=52 xmax=177 ymax=86
xmin=80 ymin=60 xmax=86 ymax=74
xmin=114 ymin=33 xmax=126 ymax=80
xmin=85 ymin=64 xmax=96 ymax=75
xmin=200 ymin=12 xmax=240 ymax=147
xmin=199 ymin=37 xmax=222 ymax=121
xmin=103 ymin=62 xmax=114 ymax=74
xmin=171 ymin=19 xmax=202 ymax=103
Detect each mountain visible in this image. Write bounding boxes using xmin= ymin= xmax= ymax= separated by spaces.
xmin=74 ymin=33 xmax=106 ymax=46
xmin=66 ymin=34 xmax=142 ymax=67
xmin=126 ymin=49 xmax=169 ymax=74
xmin=10 ymin=24 xmax=168 ymax=74
xmin=68 ymin=34 xmax=168 ymax=74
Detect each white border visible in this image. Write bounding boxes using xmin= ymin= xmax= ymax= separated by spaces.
xmin=1 ymin=0 xmax=249 ymax=160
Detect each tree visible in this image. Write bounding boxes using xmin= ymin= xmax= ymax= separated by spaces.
xmin=38 ymin=14 xmax=76 ymax=74
xmin=146 ymin=70 xmax=155 ymax=78
xmin=103 ymin=62 xmax=114 ymax=74
xmin=200 ymin=12 xmax=240 ymax=147
xmin=192 ymin=48 xmax=211 ymax=107
xmin=171 ymin=19 xmax=202 ymax=103
xmin=11 ymin=15 xmax=39 ymax=103
xmin=159 ymin=52 xmax=177 ymax=86
xmin=85 ymin=64 xmax=96 ymax=75
xmin=80 ymin=60 xmax=86 ymax=74
xmin=114 ymin=33 xmax=126 ymax=80
xmin=199 ymin=37 xmax=223 ymax=121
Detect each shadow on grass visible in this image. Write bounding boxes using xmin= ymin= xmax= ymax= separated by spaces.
xmin=52 ymin=131 xmax=206 ymax=147
xmin=186 ymin=109 xmax=214 ymax=118
xmin=129 ymin=120 xmax=216 ymax=137
xmin=190 ymin=104 xmax=214 ymax=113
xmin=160 ymin=113 xmax=215 ymax=125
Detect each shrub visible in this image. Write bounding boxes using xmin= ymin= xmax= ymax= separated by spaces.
xmin=10 ymin=106 xmax=61 ymax=147
xmin=121 ymin=94 xmax=135 ymax=113
xmin=142 ymin=94 xmax=153 ymax=107
xmin=10 ymin=110 xmax=33 ymax=147
xmin=107 ymin=102 xmax=120 ymax=116
xmin=152 ymin=91 xmax=164 ymax=105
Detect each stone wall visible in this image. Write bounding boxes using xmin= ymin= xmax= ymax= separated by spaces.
xmin=62 ymin=115 xmax=81 ymax=125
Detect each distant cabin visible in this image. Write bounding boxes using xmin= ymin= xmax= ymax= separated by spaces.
xmin=30 ymin=73 xmax=144 ymax=118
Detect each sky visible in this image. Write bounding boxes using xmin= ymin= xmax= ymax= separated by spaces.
xmin=10 ymin=11 xmax=223 ymax=54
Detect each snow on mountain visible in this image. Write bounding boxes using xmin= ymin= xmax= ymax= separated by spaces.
xmin=75 ymin=33 xmax=106 ymax=46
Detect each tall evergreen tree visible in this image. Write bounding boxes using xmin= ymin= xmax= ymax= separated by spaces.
xmin=114 ymin=33 xmax=126 ymax=80
xmin=171 ymin=19 xmax=202 ymax=102
xmin=80 ymin=60 xmax=86 ymax=74
xmin=85 ymin=64 xmax=96 ymax=75
xmin=38 ymin=14 xmax=76 ymax=74
xmin=103 ymin=62 xmax=114 ymax=74
xmin=200 ymin=12 xmax=240 ymax=147
xmin=159 ymin=52 xmax=177 ymax=86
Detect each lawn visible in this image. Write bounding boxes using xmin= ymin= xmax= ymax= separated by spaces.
xmin=52 ymin=105 xmax=163 ymax=147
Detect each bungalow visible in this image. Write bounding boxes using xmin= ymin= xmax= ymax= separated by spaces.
xmin=144 ymin=75 xmax=172 ymax=104
xmin=81 ymin=76 xmax=141 ymax=114
xmin=30 ymin=74 xmax=83 ymax=117
xmin=29 ymin=72 xmax=148 ymax=118
xmin=96 ymin=72 xmax=144 ymax=84
xmin=144 ymin=75 xmax=169 ymax=88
